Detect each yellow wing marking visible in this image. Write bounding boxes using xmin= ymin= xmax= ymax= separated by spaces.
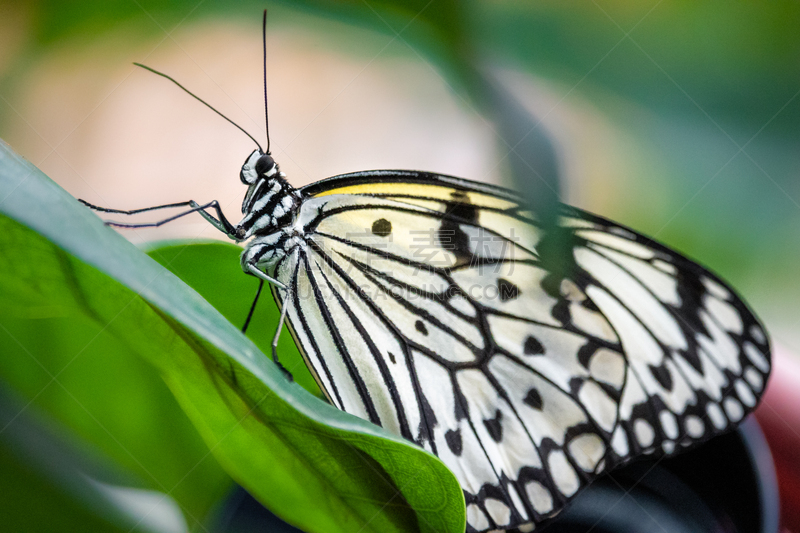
xmin=310 ymin=182 xmax=517 ymax=210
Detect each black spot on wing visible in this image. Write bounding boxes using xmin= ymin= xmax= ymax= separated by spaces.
xmin=483 ymin=409 xmax=503 ymax=442
xmin=371 ymin=218 xmax=392 ymax=237
xmin=550 ymin=296 xmax=572 ymax=326
xmin=446 ymin=190 xmax=479 ymax=224
xmin=415 ymin=320 xmax=429 ymax=335
xmin=439 ymin=190 xmax=478 ymax=266
xmin=523 ymin=388 xmax=544 ymax=410
xmin=498 ymin=278 xmax=520 ymax=301
xmin=649 ymin=363 xmax=674 ymax=391
xmin=524 ymin=335 xmax=545 ymax=355
xmin=445 ymin=428 xmax=463 ymax=456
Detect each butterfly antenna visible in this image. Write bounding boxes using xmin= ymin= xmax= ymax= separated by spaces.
xmin=262 ymin=9 xmax=271 ymax=155
xmin=133 ymin=62 xmax=263 ymax=153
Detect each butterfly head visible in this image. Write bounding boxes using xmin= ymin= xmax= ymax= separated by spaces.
xmin=240 ymin=149 xmax=278 ymax=184
xmin=240 ymin=149 xmax=289 ymax=214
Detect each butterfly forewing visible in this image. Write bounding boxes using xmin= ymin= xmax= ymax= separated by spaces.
xmin=269 ymin=171 xmax=770 ymax=532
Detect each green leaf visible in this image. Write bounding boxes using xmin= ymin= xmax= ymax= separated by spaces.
xmin=0 ymin=139 xmax=465 ymax=533
xmin=0 ymin=386 xmax=188 ymax=533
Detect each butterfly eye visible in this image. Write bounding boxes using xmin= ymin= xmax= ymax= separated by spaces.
xmin=256 ymin=154 xmax=276 ymax=176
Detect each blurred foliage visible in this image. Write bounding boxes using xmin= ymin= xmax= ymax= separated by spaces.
xmin=0 ymin=206 xmax=233 ymax=529
xmin=8 ymin=1 xmax=798 ymax=128
xmin=1 ymin=0 xmax=796 ymax=287
xmin=0 ymin=1 xmax=798 ymax=531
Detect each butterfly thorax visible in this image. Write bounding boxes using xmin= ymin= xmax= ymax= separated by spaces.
xmin=236 ymin=149 xmax=303 ymax=241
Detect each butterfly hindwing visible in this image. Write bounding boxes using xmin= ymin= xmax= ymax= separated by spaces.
xmin=269 ymin=171 xmax=770 ymax=532
xmin=566 ymin=208 xmax=770 ymax=456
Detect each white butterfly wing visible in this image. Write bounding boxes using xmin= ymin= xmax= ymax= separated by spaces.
xmin=566 ymin=208 xmax=769 ymax=451
xmin=268 ymin=171 xmax=770 ymax=532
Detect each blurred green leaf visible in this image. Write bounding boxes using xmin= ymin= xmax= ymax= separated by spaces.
xmin=0 ymin=139 xmax=465 ymax=533
xmin=0 ymin=198 xmax=233 ymax=528
xmin=0 ymin=385 xmax=188 ymax=533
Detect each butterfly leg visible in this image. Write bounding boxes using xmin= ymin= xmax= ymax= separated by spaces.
xmin=79 ymin=199 xmax=239 ymax=239
xmin=241 ymin=279 xmax=264 ymax=334
xmin=267 ymin=248 xmax=302 ymax=381
xmin=270 ymin=285 xmax=294 ymax=382
xmin=242 ymin=260 xmax=293 ymax=380
xmin=244 ymin=263 xmax=287 ymax=288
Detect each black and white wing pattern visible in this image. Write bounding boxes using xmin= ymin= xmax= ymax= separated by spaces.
xmin=269 ymin=170 xmax=771 ymax=532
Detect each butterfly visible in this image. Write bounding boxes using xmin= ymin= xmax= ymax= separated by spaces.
xmin=84 ymin=154 xmax=771 ymax=531
xmin=80 ymin=15 xmax=771 ymax=533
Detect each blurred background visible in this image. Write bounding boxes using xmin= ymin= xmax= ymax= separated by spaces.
xmin=0 ymin=1 xmax=798 ymax=532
